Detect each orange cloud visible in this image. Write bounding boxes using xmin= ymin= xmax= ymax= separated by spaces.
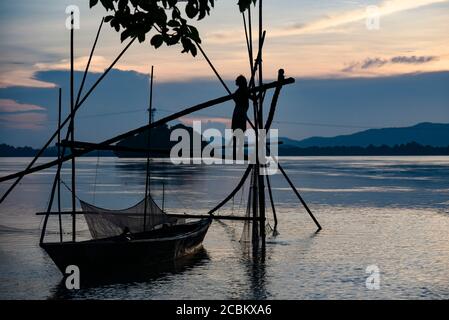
xmin=35 ymin=55 xmax=110 ymax=73
xmin=206 ymin=0 xmax=449 ymax=42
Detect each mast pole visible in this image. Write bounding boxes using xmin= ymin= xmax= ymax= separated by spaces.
xmin=39 ymin=18 xmax=104 ymax=245
xmin=69 ymin=11 xmax=76 ymax=242
xmin=143 ymin=66 xmax=154 ymax=231
xmin=57 ymin=88 xmax=63 ymax=242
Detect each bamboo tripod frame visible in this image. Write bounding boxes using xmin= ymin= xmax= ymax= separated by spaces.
xmin=0 ymin=2 xmax=322 ymax=245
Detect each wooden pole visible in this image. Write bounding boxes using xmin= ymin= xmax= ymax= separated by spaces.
xmin=70 ymin=11 xmax=76 ymax=242
xmin=0 ymin=36 xmax=135 ymax=202
xmin=59 ymin=140 xmax=170 ymax=154
xmin=242 ymin=12 xmax=253 ymax=76
xmin=57 ymin=88 xmax=63 ymax=242
xmin=143 ymin=66 xmax=154 ymax=231
xmin=264 ymin=69 xmax=285 ymax=130
xmin=248 ymin=31 xmax=265 ymax=91
xmin=196 ymin=42 xmax=231 ymax=95
xmin=0 ymin=78 xmax=294 ymax=184
xmin=246 ymin=6 xmax=259 ymax=245
xmin=248 ymin=6 xmax=254 ymax=75
xmin=277 ymin=163 xmax=322 ymax=231
xmin=265 ymin=174 xmax=277 ymax=233
xmin=258 ymin=1 xmax=263 ymax=89
xmin=257 ymin=0 xmax=266 ymax=242
xmin=36 ymin=211 xmax=262 ymax=222
xmin=40 ymin=19 xmax=104 ymax=244
xmin=39 ymin=89 xmax=63 ymax=245
xmin=251 ymin=166 xmax=259 ymax=243
xmin=162 ymin=182 xmax=165 ymax=212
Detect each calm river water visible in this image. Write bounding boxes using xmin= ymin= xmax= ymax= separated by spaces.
xmin=0 ymin=156 xmax=448 ymax=299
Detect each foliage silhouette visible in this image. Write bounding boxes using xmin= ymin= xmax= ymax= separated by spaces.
xmin=90 ymin=0 xmax=257 ymax=56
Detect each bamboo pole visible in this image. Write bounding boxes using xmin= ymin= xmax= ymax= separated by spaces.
xmin=257 ymin=0 xmax=266 ymax=242
xmin=265 ymin=174 xmax=277 ymax=233
xmin=40 ymin=89 xmax=64 ymax=245
xmin=39 ymin=18 xmax=105 ymax=244
xmin=0 ymin=78 xmax=295 ymax=185
xmin=162 ymin=182 xmax=165 ymax=212
xmin=196 ymin=42 xmax=231 ymax=95
xmin=36 ymin=211 xmax=261 ymax=222
xmin=245 ymin=6 xmax=259 ymax=245
xmin=57 ymin=89 xmax=63 ymax=242
xmin=0 ymin=33 xmax=134 ymax=204
xmin=70 ymin=11 xmax=76 ymax=242
xmin=251 ymin=166 xmax=259 ymax=243
xmin=264 ymin=69 xmax=285 ymax=130
xmin=59 ymin=140 xmax=170 ymax=155
xmin=277 ymin=163 xmax=322 ymax=231
xmin=242 ymin=12 xmax=253 ymax=76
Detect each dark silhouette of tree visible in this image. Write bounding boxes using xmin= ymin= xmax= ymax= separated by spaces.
xmin=90 ymin=0 xmax=257 ymax=56
xmin=1 ymin=141 xmax=448 ymax=157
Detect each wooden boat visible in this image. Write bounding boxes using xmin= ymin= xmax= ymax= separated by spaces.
xmin=41 ymin=218 xmax=211 ymax=275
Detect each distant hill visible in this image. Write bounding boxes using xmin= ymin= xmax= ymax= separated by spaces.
xmin=0 ymin=144 xmax=113 ymax=157
xmin=281 ymin=122 xmax=449 ymax=148
xmin=2 ymin=122 xmax=449 ymax=157
xmin=278 ymin=142 xmax=449 ymax=156
xmin=114 ymin=123 xmax=209 ymax=158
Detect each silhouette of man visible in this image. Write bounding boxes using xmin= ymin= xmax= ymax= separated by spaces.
xmin=232 ymin=75 xmax=249 ymax=160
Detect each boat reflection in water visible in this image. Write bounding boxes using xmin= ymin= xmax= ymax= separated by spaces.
xmin=49 ymin=247 xmax=211 ymax=298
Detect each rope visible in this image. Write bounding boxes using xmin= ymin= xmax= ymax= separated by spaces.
xmin=195 ymin=41 xmax=232 ymax=95
xmin=92 ymin=150 xmax=100 ymax=204
xmin=238 ymin=177 xmax=246 ymax=212
xmin=61 ymin=180 xmax=83 ymax=203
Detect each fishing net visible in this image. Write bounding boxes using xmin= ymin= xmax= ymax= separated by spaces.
xmin=80 ymin=196 xmax=182 ymax=239
xmin=240 ymin=171 xmax=256 ymax=243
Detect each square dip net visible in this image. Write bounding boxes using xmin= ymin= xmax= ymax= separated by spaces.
xmin=80 ymin=196 xmax=181 ymax=239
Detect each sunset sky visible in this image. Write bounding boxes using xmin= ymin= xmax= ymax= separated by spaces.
xmin=0 ymin=0 xmax=448 ymax=147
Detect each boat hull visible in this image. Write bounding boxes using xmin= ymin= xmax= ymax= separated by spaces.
xmin=41 ymin=219 xmax=211 ymax=276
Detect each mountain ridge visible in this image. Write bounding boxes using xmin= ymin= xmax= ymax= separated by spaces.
xmin=280 ymin=122 xmax=449 ymax=148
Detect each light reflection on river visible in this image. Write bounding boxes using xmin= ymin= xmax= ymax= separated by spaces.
xmin=0 ymin=156 xmax=448 ymax=299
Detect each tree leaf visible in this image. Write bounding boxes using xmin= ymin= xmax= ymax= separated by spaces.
xmin=185 ymin=1 xmax=199 ymax=19
xmin=89 ymin=0 xmax=99 ymax=8
xmin=90 ymin=0 xmax=257 ymax=56
xmin=121 ymin=29 xmax=131 ymax=42
xmin=150 ymin=34 xmax=164 ymax=48
xmin=104 ymin=15 xmax=114 ymax=23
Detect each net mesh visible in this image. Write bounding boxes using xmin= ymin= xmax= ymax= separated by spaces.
xmin=240 ymin=171 xmax=255 ymax=243
xmin=80 ymin=196 xmax=181 ymax=239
